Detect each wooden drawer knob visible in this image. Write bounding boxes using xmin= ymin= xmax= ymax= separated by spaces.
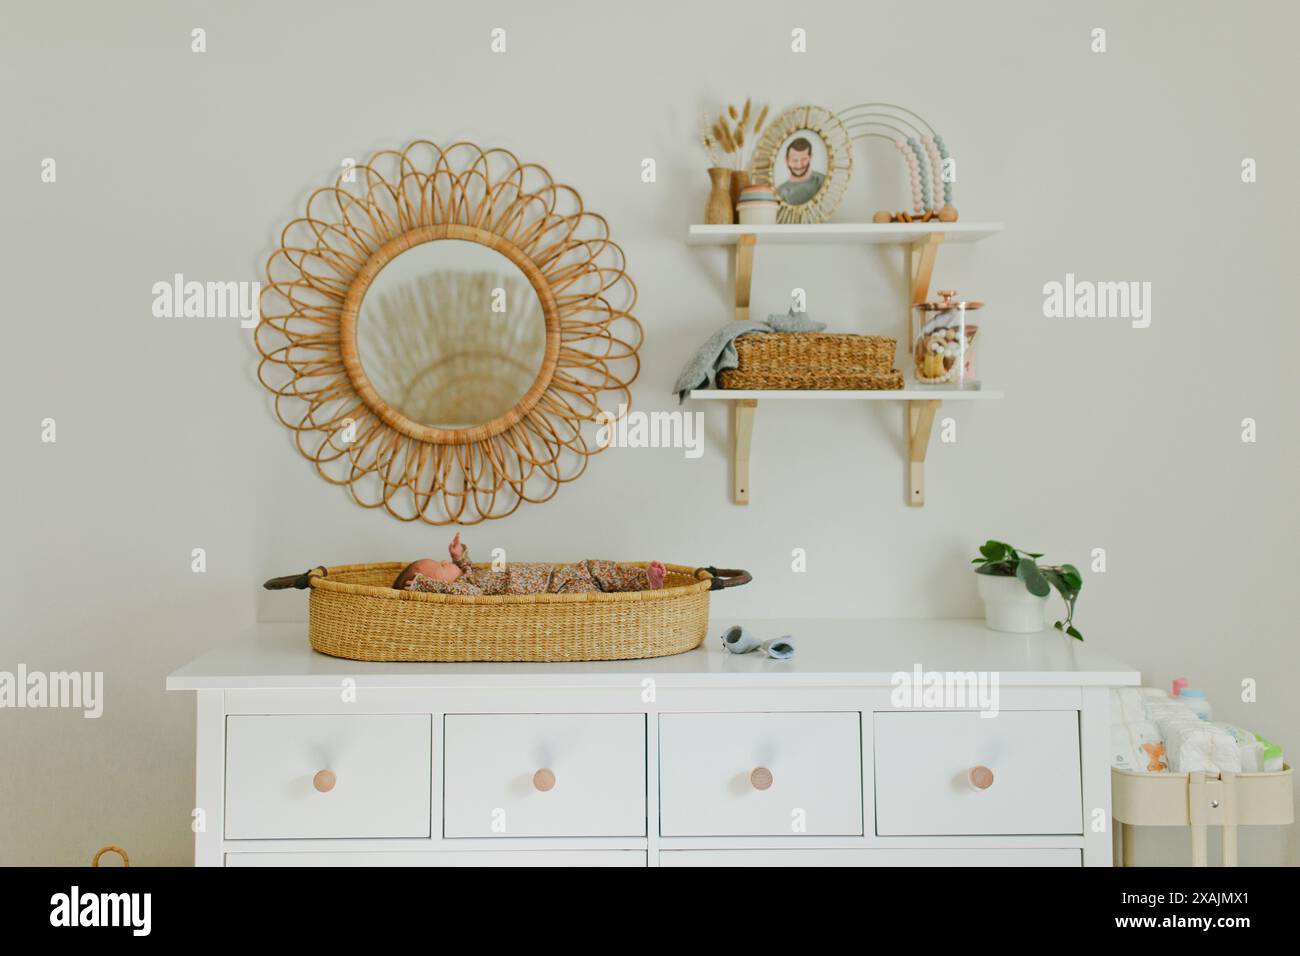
xmin=750 ymin=767 xmax=774 ymax=791
xmin=532 ymin=768 xmax=556 ymax=792
xmin=313 ymin=769 xmax=336 ymax=793
xmin=968 ymin=766 xmax=994 ymax=790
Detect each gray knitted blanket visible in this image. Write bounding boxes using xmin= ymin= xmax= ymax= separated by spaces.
xmin=673 ymin=310 xmax=826 ymax=402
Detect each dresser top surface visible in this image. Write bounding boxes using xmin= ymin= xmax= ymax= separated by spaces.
xmin=166 ymin=619 xmax=1140 ymax=690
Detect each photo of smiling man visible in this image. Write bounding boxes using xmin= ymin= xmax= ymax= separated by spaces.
xmin=775 ymin=134 xmax=826 ymax=205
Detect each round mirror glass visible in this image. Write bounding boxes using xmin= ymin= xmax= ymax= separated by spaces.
xmin=354 ymin=239 xmax=548 ymax=429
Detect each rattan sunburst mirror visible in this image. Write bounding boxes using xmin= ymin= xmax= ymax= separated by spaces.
xmin=255 ymin=141 xmax=642 ymax=525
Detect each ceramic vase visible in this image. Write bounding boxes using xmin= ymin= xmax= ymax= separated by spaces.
xmin=705 ymin=167 xmax=734 ymax=225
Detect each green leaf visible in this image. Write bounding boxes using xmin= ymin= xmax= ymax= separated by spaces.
xmin=1066 ymin=625 xmax=1083 ymax=641
xmin=980 ymin=540 xmax=1012 ymax=562
xmin=1016 ymin=557 xmax=1051 ymax=597
xmin=1060 ymin=564 xmax=1083 ymax=591
xmin=1054 ymin=621 xmax=1064 ymax=631
xmin=1041 ymin=568 xmax=1079 ymax=603
xmin=1024 ymin=552 xmax=1044 ymax=559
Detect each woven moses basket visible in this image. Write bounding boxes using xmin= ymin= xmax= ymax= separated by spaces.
xmin=264 ymin=563 xmax=751 ymax=662
xmin=718 ymin=332 xmax=903 ymax=390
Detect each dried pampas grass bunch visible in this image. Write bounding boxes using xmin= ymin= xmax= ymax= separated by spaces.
xmin=702 ymin=99 xmax=769 ymax=171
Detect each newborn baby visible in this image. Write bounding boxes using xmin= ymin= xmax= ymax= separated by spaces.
xmin=393 ymin=534 xmax=667 ymax=596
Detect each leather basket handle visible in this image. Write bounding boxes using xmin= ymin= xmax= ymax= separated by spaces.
xmin=704 ymin=567 xmax=752 ymax=591
xmin=263 ymin=567 xmax=327 ymax=590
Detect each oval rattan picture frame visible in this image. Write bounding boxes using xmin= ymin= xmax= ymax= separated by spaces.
xmin=255 ymin=141 xmax=642 ymax=525
xmin=749 ymin=105 xmax=853 ymax=224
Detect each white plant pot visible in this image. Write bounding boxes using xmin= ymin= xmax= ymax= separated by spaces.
xmin=976 ymin=573 xmax=1047 ymax=633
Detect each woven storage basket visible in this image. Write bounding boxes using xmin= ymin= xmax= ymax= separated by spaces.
xmin=265 ymin=562 xmax=750 ymax=662
xmin=717 ymin=333 xmax=903 ymax=390
xmin=718 ymin=368 xmax=904 ymax=390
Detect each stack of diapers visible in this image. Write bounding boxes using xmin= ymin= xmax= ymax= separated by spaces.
xmin=1111 ymin=688 xmax=1173 ymax=772
xmin=1108 ymin=687 xmax=1286 ymax=774
xmin=1153 ymin=704 xmax=1241 ymax=774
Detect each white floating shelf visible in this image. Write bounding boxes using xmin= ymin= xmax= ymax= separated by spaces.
xmin=688 ymin=389 xmax=1004 ymax=401
xmin=687 ymin=219 xmax=1005 ymax=507
xmin=687 ymin=222 xmax=1004 ymax=246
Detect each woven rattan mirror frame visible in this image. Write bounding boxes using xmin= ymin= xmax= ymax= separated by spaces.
xmin=255 ymin=141 xmax=641 ymax=525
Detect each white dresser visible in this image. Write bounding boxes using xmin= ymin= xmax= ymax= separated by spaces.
xmin=167 ymin=619 xmax=1138 ymax=867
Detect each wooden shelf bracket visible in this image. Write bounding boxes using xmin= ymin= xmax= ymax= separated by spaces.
xmin=906 ymin=399 xmax=941 ymax=506
xmin=908 ymin=232 xmax=943 ymax=311
xmin=732 ymin=398 xmax=757 ymax=504
xmin=734 ymin=233 xmax=756 ymax=322
xmin=729 ymin=234 xmax=759 ymax=503
xmin=905 ymin=234 xmax=943 ymax=507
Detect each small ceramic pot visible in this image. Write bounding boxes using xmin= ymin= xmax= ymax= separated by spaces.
xmin=976 ymin=573 xmax=1046 ymax=633
xmin=737 ymin=201 xmax=779 ymax=225
xmin=737 ymin=183 xmax=778 ymax=203
xmin=729 ymin=170 xmax=752 ymax=222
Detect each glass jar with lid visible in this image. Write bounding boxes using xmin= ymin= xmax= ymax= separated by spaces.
xmin=911 ymin=290 xmax=983 ymax=389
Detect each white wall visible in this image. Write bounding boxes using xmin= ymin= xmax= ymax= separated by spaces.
xmin=3 ymin=0 xmax=1296 ymax=865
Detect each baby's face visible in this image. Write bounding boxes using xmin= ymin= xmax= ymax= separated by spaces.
xmin=394 ymin=558 xmax=462 ymax=590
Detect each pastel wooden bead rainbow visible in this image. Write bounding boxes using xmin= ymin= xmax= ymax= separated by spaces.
xmin=838 ymin=103 xmax=958 ymax=218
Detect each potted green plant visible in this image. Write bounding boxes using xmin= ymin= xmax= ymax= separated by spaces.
xmin=971 ymin=540 xmax=1083 ymax=639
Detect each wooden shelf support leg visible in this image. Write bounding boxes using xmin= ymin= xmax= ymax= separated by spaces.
xmin=732 ymin=399 xmax=757 ymax=504
xmin=1220 ymin=770 xmax=1239 ymax=867
xmin=906 ymin=399 xmax=940 ymax=507
xmin=1188 ymin=771 xmax=1209 ymax=866
xmin=907 ymin=233 xmax=944 ymax=346
xmin=725 ymin=236 xmax=757 ymax=503
xmin=908 ymin=233 xmax=943 ymax=306
xmin=735 ymin=233 xmax=756 ymax=323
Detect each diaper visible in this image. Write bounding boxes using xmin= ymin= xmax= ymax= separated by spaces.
xmin=1110 ymin=689 xmax=1144 ymax=725
xmin=1112 ymin=720 xmax=1167 ymax=772
xmin=1109 ymin=687 xmax=1170 ymax=725
xmin=1146 ymin=699 xmax=1202 ymax=726
xmin=1258 ymin=735 xmax=1285 ymax=773
xmin=1214 ymin=723 xmax=1285 ymax=773
xmin=1214 ymin=723 xmax=1265 ymax=772
xmin=1158 ymin=717 xmax=1242 ymax=774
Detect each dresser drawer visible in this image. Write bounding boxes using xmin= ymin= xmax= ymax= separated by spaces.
xmin=227 ymin=851 xmax=646 ymax=867
xmin=443 ymin=714 xmax=646 ymax=837
xmin=660 ymin=848 xmax=1080 ymax=867
xmin=225 ymin=715 xmax=431 ymax=839
xmin=659 ymin=713 xmax=862 ymax=836
xmin=873 ymin=711 xmax=1082 ymax=836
